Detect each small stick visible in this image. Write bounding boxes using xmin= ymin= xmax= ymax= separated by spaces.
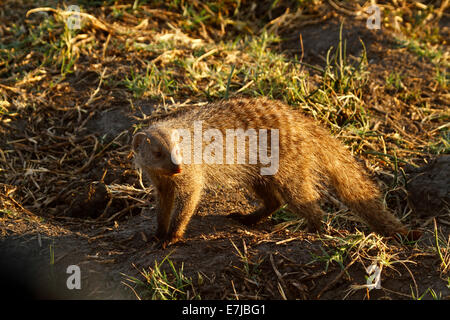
xmin=316 ymin=255 xmax=358 ymax=299
xmin=270 ymin=254 xmax=289 ymax=300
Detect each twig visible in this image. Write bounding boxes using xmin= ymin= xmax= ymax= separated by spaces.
xmin=105 ymin=203 xmax=141 ymax=222
xmin=85 ymin=67 xmax=108 ymax=107
xmin=316 ymin=255 xmax=358 ymax=299
xmin=73 ymin=135 xmax=98 ymax=174
xmin=270 ymin=254 xmax=289 ymax=300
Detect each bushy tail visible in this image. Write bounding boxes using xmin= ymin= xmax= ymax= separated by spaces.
xmin=324 ymin=149 xmax=407 ymax=237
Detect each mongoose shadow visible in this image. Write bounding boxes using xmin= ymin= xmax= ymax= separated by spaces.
xmin=132 ymin=97 xmax=413 ymax=248
xmin=139 ymin=188 xmax=261 ymax=243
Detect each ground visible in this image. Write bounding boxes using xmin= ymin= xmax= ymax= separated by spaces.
xmin=0 ymin=0 xmax=449 ymax=300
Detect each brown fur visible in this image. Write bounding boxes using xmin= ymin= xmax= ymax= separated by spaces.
xmin=132 ymin=97 xmax=408 ymax=246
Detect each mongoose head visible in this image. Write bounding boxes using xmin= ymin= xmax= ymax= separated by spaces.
xmin=132 ymin=127 xmax=182 ymax=176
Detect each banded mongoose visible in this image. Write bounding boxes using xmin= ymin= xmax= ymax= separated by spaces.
xmin=132 ymin=97 xmax=409 ymax=247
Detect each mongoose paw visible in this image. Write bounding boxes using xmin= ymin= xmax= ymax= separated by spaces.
xmin=147 ymin=233 xmax=169 ymax=249
xmin=394 ymin=229 xmax=423 ymax=242
xmin=305 ymin=222 xmax=322 ymax=234
xmin=407 ymin=229 xmax=423 ymax=241
xmin=150 ymin=239 xmax=170 ymax=250
xmin=155 ymin=235 xmax=184 ymax=249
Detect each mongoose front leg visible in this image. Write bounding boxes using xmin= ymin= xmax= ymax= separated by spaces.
xmin=161 ymin=183 xmax=203 ymax=247
xmin=154 ymin=179 xmax=175 ymax=241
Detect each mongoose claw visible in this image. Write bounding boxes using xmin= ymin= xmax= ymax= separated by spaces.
xmin=159 ymin=240 xmax=170 ymax=250
xmin=393 ymin=229 xmax=423 ymax=243
xmin=408 ymin=229 xmax=423 ymax=241
xmin=147 ymin=233 xmax=168 ymax=249
xmin=156 ymin=235 xmax=184 ymax=249
xmin=149 ymin=239 xmax=170 ymax=250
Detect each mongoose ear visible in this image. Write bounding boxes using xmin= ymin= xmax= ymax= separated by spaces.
xmin=132 ymin=132 xmax=149 ymax=151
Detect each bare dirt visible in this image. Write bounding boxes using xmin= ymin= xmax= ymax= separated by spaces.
xmin=1 ymin=183 xmax=449 ymax=300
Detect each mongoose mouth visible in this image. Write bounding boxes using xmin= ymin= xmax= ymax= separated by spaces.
xmin=169 ymin=167 xmax=182 ymax=175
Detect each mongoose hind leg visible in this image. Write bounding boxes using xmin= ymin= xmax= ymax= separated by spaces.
xmin=288 ymin=202 xmax=324 ymax=233
xmin=284 ymin=181 xmax=324 ymax=233
xmin=230 ymin=182 xmax=282 ymax=226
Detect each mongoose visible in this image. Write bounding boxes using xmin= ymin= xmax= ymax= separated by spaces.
xmin=132 ymin=97 xmax=409 ymax=247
